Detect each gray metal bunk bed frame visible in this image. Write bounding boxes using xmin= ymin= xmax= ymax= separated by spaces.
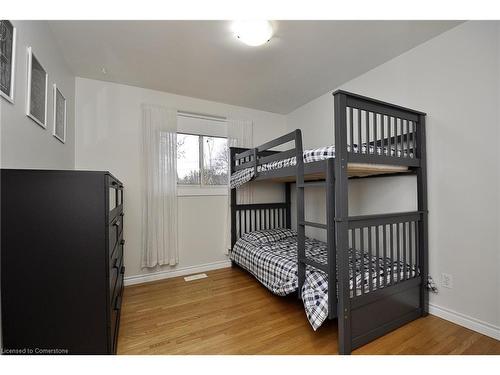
xmin=230 ymin=90 xmax=428 ymax=354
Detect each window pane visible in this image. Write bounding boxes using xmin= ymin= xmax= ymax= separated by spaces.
xmin=177 ymin=133 xmax=200 ymax=184
xmin=202 ymin=136 xmax=228 ymax=185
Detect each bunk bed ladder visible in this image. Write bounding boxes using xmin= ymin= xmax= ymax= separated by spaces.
xmin=295 ymin=133 xmax=333 ymax=307
xmin=296 ymin=142 xmax=337 ymax=323
xmin=296 ymin=160 xmax=337 ymax=320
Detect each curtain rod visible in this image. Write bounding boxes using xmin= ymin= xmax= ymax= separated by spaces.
xmin=177 ymin=110 xmax=227 ymax=123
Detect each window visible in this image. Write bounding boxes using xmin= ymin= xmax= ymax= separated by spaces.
xmin=176 ymin=133 xmax=200 ymax=184
xmin=177 ymin=133 xmax=228 ymax=187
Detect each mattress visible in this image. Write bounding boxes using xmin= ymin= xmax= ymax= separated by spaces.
xmin=230 ymin=144 xmax=411 ymax=189
xmin=230 ymin=229 xmax=416 ymax=331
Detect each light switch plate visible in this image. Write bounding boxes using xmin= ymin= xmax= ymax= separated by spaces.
xmin=441 ymin=273 xmax=453 ymax=289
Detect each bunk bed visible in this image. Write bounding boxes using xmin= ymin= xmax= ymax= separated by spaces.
xmin=229 ymin=90 xmax=428 ymax=355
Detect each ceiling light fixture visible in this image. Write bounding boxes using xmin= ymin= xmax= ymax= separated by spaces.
xmin=232 ymin=20 xmax=273 ymax=47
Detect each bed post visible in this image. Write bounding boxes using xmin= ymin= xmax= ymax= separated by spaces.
xmin=285 ymin=182 xmax=291 ymax=229
xmin=416 ymin=114 xmax=429 ymax=316
xmin=230 ymin=148 xmax=237 ymax=253
xmin=333 ymin=91 xmax=351 ymax=354
xmin=295 ymin=129 xmax=306 ymax=296
xmin=326 ymin=158 xmax=337 ymax=320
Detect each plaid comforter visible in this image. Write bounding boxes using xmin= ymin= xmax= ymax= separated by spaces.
xmin=230 ymin=144 xmax=411 ymax=189
xmin=230 ymin=229 xmax=415 ymax=330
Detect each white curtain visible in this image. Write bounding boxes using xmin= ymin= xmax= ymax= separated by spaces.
xmin=225 ymin=119 xmax=254 ymax=252
xmin=141 ymin=104 xmax=179 ymax=268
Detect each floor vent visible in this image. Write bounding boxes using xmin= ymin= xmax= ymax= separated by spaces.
xmin=184 ymin=273 xmax=208 ymax=282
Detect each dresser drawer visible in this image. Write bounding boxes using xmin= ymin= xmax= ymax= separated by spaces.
xmin=114 ymin=271 xmax=124 ymax=304
xmin=110 ymin=243 xmax=124 ymax=299
xmin=111 ymin=309 xmax=121 ymax=354
xmin=108 ymin=175 xmax=124 ymax=223
xmin=108 ymin=214 xmax=123 ymax=256
xmin=111 ymin=270 xmax=124 ymax=317
xmin=110 ymin=228 xmax=124 ymax=261
xmin=110 ymin=282 xmax=123 ymax=354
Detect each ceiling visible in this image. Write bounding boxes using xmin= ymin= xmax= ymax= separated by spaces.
xmin=49 ymin=20 xmax=461 ymax=114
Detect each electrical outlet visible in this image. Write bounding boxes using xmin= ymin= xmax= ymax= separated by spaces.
xmin=441 ymin=273 xmax=453 ymax=289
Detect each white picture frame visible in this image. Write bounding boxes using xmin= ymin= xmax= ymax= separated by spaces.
xmin=52 ymin=84 xmax=66 ymax=143
xmin=26 ymin=46 xmax=48 ymax=128
xmin=0 ymin=20 xmax=17 ymax=103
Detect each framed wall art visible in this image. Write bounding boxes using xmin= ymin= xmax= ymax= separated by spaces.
xmin=0 ymin=20 xmax=17 ymax=103
xmin=26 ymin=46 xmax=48 ymax=128
xmin=53 ymin=84 xmax=66 ymax=143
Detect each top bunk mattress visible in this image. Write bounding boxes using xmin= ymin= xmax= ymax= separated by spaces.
xmin=230 ymin=144 xmax=411 ymax=189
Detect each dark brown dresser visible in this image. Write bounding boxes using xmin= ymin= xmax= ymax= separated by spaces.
xmin=1 ymin=169 xmax=125 ymax=354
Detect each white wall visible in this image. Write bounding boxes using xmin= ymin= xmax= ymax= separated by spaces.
xmin=286 ymin=21 xmax=500 ymax=336
xmin=0 ymin=21 xmax=75 ymax=169
xmin=75 ymin=78 xmax=287 ymax=281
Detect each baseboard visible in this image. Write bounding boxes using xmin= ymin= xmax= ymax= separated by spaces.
xmin=124 ymin=260 xmax=232 ymax=286
xmin=429 ymin=303 xmax=500 ymax=341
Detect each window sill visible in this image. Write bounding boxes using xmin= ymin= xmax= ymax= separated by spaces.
xmin=177 ymin=186 xmax=228 ymax=197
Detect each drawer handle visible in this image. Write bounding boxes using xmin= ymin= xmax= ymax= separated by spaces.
xmin=114 ymin=295 xmax=122 ymax=311
xmin=113 ymin=258 xmax=120 ymax=269
xmin=120 ymin=239 xmax=125 ymax=246
xmin=111 ymin=181 xmax=117 ymax=186
xmin=120 ymin=212 xmax=125 ymax=217
xmin=121 ymin=266 xmax=125 ymax=275
xmin=113 ymin=220 xmax=120 ymax=227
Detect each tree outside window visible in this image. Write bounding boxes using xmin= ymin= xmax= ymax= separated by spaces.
xmin=177 ymin=133 xmax=228 ymax=186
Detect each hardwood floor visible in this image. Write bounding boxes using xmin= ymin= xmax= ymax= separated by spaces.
xmin=117 ymin=267 xmax=500 ymax=355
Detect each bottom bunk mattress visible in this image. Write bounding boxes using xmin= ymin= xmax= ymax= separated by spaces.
xmin=230 ymin=229 xmax=415 ymax=330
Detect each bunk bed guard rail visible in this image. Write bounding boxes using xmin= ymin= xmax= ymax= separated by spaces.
xmin=232 ymin=130 xmax=303 ymax=173
xmin=230 ymin=130 xmax=303 ymax=245
xmin=230 ymin=144 xmax=297 ymax=247
xmin=333 ymin=90 xmax=425 ymax=167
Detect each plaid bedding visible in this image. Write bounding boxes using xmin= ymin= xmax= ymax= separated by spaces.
xmin=230 ymin=144 xmax=412 ymax=189
xmin=241 ymin=228 xmax=296 ymax=244
xmin=230 ymin=229 xmax=416 ymax=330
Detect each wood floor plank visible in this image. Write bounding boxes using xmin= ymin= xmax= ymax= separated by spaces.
xmin=117 ymin=267 xmax=500 ymax=355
